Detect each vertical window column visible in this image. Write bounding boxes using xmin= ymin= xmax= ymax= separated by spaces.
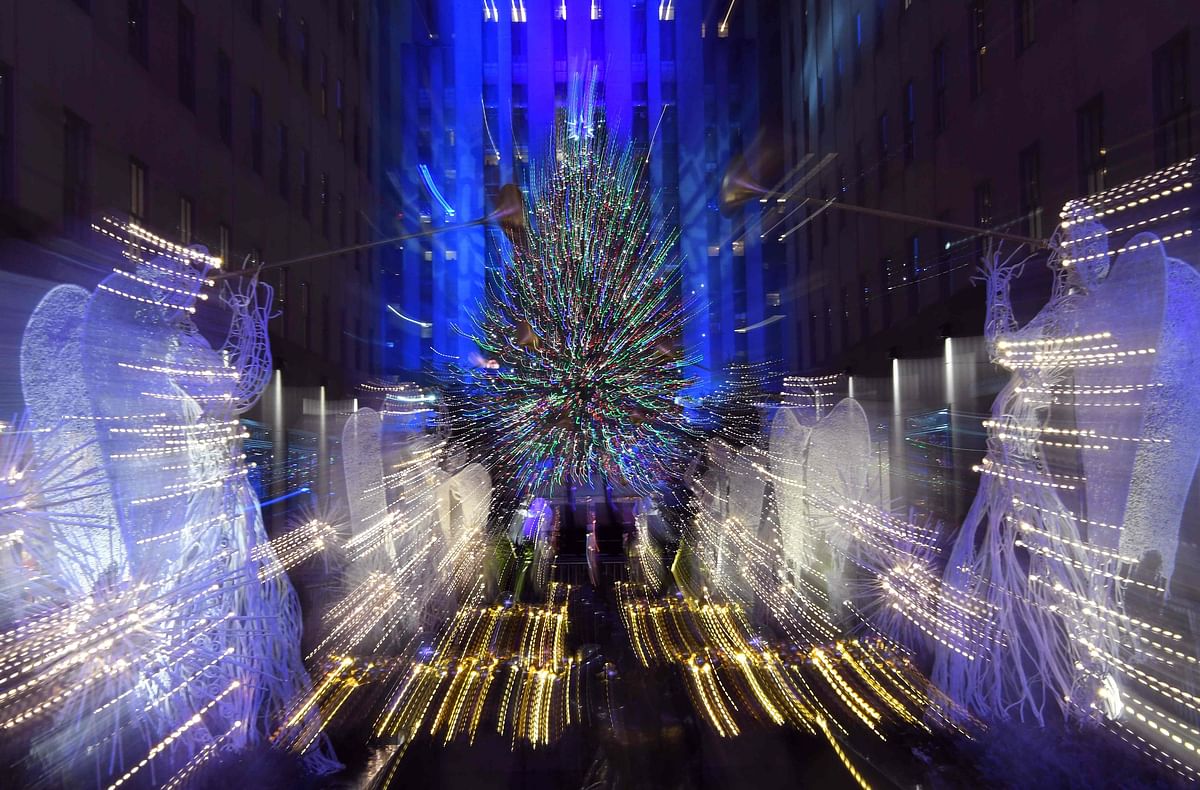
xmin=1153 ymin=31 xmax=1191 ymax=167
xmin=250 ymin=90 xmax=264 ymax=174
xmin=1076 ymin=94 xmax=1106 ymax=195
xmin=0 ymin=64 xmax=10 ymax=200
xmin=177 ymin=4 xmax=195 ymax=109
xmin=129 ymin=157 xmax=147 ymax=220
xmin=968 ymin=1 xmax=986 ymax=97
xmin=179 ymin=195 xmax=193 ymax=244
xmin=63 ymin=111 xmax=91 ymax=235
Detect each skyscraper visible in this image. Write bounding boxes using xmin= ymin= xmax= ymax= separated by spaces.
xmin=780 ymin=0 xmax=1200 ymax=377
xmin=378 ymin=0 xmax=788 ymax=389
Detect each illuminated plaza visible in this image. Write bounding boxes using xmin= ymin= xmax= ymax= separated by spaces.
xmin=0 ymin=1 xmax=1197 ymax=788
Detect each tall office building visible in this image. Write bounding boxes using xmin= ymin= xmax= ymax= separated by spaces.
xmin=778 ymin=0 xmax=1200 ymax=522
xmin=781 ymin=0 xmax=1200 ymax=377
xmin=0 ymin=0 xmax=380 ymax=397
xmin=378 ymin=0 xmax=788 ymax=389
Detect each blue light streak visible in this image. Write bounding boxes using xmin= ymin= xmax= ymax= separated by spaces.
xmin=418 ymin=164 xmax=457 ymax=218
xmin=388 ymin=304 xmax=433 ymax=328
xmin=260 ymin=487 xmax=310 ymax=508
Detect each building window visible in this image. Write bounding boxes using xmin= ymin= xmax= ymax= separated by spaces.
xmin=1077 ymin=94 xmax=1105 ymax=195
xmin=353 ymin=106 xmax=361 ymax=165
xmin=277 ymin=123 xmax=288 ymax=199
xmin=935 ymin=223 xmax=951 ymax=297
xmin=358 ymin=219 xmax=366 ymax=276
xmin=299 ymin=280 xmax=310 ymax=349
xmin=129 ymin=158 xmax=147 ymax=220
xmin=484 ymin=153 xmax=500 ymax=203
xmin=320 ymin=172 xmax=329 ymax=236
xmin=816 ymin=76 xmax=825 ymax=135
xmin=631 ymin=4 xmax=646 ymax=54
xmin=906 ymin=234 xmax=920 ymax=312
xmin=177 ymin=4 xmax=195 ymax=110
xmin=278 ymin=267 xmax=289 ymax=340
xmin=859 ymin=274 xmax=870 ymax=339
xmin=219 ymin=223 xmax=231 ymax=263
xmin=355 ymin=319 xmax=363 ymax=370
xmin=1153 ymin=30 xmax=1191 ymax=168
xmin=319 ymin=55 xmax=328 ymax=117
xmin=591 ymin=15 xmax=606 ymax=64
xmin=1014 ymin=0 xmax=1034 ymax=54
xmin=834 ymin=48 xmax=842 ymax=107
xmin=797 ymin=0 xmax=808 ymax=53
xmin=250 ymin=0 xmax=263 ymax=25
xmin=804 ymin=205 xmax=814 ymax=261
xmin=553 ymin=22 xmax=568 ymax=96
xmin=874 ymin=0 xmax=885 ymax=50
xmin=513 ymin=105 xmax=529 ymax=154
xmin=276 ymin=1 xmax=288 ymax=60
xmin=321 ymin=295 xmax=331 ymax=358
xmin=338 ymin=192 xmax=346 ymax=245
xmin=802 ymin=98 xmax=811 ymax=154
xmin=128 ymin=0 xmax=149 ymax=67
xmin=854 ymin=140 xmax=864 ymax=206
xmin=633 ymin=104 xmax=649 ymax=150
xmin=974 ymin=180 xmax=992 ymax=260
xmin=932 ymin=43 xmax=947 ymax=134
xmin=968 ymin=0 xmax=985 ymax=98
xmin=808 ymin=312 xmax=818 ymax=368
xmin=335 ymin=79 xmax=344 ymax=140
xmin=250 ymin=90 xmax=263 ymax=175
xmin=217 ymin=51 xmax=232 ymax=147
xmin=299 ymin=19 xmax=310 ymax=91
xmin=485 ymin=11 xmax=500 ymax=65
xmin=903 ymin=80 xmax=915 ymax=161
xmin=63 ymin=111 xmax=91 ymax=233
xmin=511 ymin=18 xmax=529 ymax=66
xmin=179 ymin=195 xmax=193 ymax=244
xmin=879 ymin=257 xmax=892 ymax=325
xmin=877 ymin=112 xmax=889 ymax=188
xmin=1019 ymin=142 xmax=1042 ymax=239
xmin=661 ymin=16 xmax=676 ymax=61
xmin=974 ymin=180 xmax=992 ymax=226
xmin=300 ymin=148 xmax=310 ymax=220
xmin=819 ymin=185 xmax=829 ymax=247
xmin=837 ymin=165 xmax=847 ymax=228
xmin=0 ymin=64 xmax=10 ymax=200
xmin=823 ymin=299 xmax=833 ymax=360
xmin=854 ymin=12 xmax=863 ymax=78
xmin=339 ymin=307 xmax=347 ymax=363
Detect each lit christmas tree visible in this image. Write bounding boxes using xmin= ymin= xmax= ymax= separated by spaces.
xmin=446 ymin=83 xmax=700 ymax=496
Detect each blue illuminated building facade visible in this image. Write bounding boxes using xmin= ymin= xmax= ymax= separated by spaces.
xmin=377 ymin=0 xmax=789 ymax=386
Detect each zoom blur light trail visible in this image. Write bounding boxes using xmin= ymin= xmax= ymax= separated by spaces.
xmin=443 ymin=75 xmax=701 ymax=496
xmin=373 ymin=582 xmax=577 ymax=748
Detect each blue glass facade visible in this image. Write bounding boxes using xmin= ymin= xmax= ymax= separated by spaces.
xmin=378 ymin=0 xmax=788 ymax=388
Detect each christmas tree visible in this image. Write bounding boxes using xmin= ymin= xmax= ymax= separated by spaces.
xmin=446 ymin=83 xmax=699 ymax=496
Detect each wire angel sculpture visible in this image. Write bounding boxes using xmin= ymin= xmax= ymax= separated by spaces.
xmin=0 ymin=231 xmax=339 ymax=786
xmin=219 ymin=274 xmax=275 ymax=414
xmin=932 ymin=237 xmax=1121 ymax=725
